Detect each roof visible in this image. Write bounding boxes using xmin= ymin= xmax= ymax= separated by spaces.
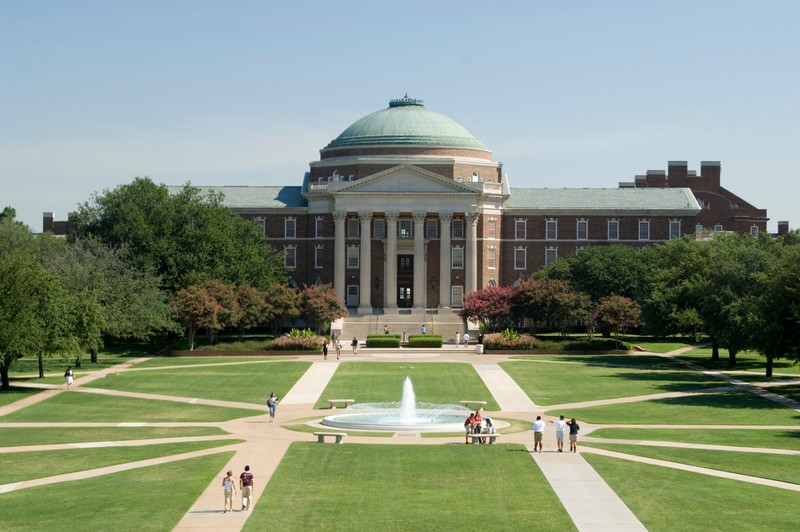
xmin=506 ymin=188 xmax=701 ymax=212
xmin=325 ymin=96 xmax=485 ymax=150
xmin=167 ymin=185 xmax=307 ymax=209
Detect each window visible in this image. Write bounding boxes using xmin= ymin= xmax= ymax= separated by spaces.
xmin=695 ymin=224 xmax=704 ymax=233
xmin=452 ymin=219 xmax=464 ymax=239
xmin=451 ymin=246 xmax=464 ymax=269
xmin=546 ymin=219 xmax=557 ymax=240
xmin=399 ymin=219 xmax=413 ymax=239
xmin=669 ymin=220 xmax=681 ymax=240
xmin=545 ymin=247 xmax=557 ymax=265
xmin=714 ymin=224 xmax=723 ymax=232
xmin=750 ymin=225 xmax=759 ymax=237
xmin=607 ymin=220 xmax=619 ymax=240
xmin=373 ymin=219 xmax=386 ymax=239
xmin=314 ymin=245 xmax=324 ymax=269
xmin=451 ymin=285 xmax=464 ymax=307
xmin=576 ymin=220 xmax=588 ymax=240
xmin=515 ymin=219 xmax=526 ymax=240
xmin=399 ymin=256 xmax=412 ymax=270
xmin=346 ymin=285 xmax=359 ymax=307
xmin=284 ymin=246 xmax=296 ymax=269
xmin=426 ymin=219 xmax=438 ymax=238
xmin=315 ymin=217 xmax=323 ymax=238
xmin=487 ymin=218 xmax=496 ymax=239
xmin=487 ymin=246 xmax=496 ymax=269
xmin=254 ymin=217 xmax=266 ymax=236
xmin=514 ymin=247 xmax=526 ymax=270
xmin=284 ymin=217 xmax=296 ymax=239
xmin=638 ymin=220 xmax=650 ymax=241
xmin=347 ymin=246 xmax=359 ymax=268
xmin=347 ymin=218 xmax=360 ymax=238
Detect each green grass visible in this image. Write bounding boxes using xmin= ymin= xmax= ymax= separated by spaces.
xmin=0 ymin=386 xmax=42 ymax=407
xmin=244 ymin=442 xmax=576 ymax=531
xmin=509 ymin=353 xmax=683 ymax=368
xmin=584 ymin=454 xmax=800 ymax=531
xmin=0 ymin=452 xmax=233 ymax=531
xmin=502 ymin=359 xmax=724 ymax=406
xmin=586 ymin=428 xmax=800 ymax=450
xmin=627 ymin=341 xmax=693 ymax=353
xmin=765 ymin=383 xmax=800 ymax=403
xmin=582 ymin=443 xmax=800 ymax=485
xmin=0 ymin=426 xmax=229 ymax=447
xmin=679 ymin=349 xmax=800 ymax=374
xmin=0 ymin=392 xmax=258 ymax=422
xmin=0 ymin=439 xmax=241 ymax=483
xmin=85 ymin=361 xmax=311 ymax=404
xmin=132 ymin=356 xmax=283 ymax=368
xmin=313 ymin=362 xmax=499 ymax=410
xmin=551 ymin=391 xmax=800 ymax=425
xmin=280 ymin=423 xmax=394 ymax=438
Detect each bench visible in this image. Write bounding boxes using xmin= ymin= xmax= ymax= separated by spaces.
xmin=465 ymin=432 xmax=502 ymax=444
xmin=314 ymin=432 xmax=348 ymax=444
xmin=459 ymin=400 xmax=487 ymax=410
xmin=327 ymin=399 xmax=355 ymax=409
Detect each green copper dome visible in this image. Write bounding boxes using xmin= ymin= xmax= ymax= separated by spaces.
xmin=326 ymin=96 xmax=485 ymax=149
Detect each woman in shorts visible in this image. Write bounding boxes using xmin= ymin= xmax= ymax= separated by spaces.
xmin=222 ymin=470 xmax=236 ymax=513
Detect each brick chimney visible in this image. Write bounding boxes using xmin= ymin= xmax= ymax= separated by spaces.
xmin=43 ymin=212 xmax=54 ymax=233
xmin=700 ymin=161 xmax=721 ymax=186
xmin=778 ymin=221 xmax=789 ymax=236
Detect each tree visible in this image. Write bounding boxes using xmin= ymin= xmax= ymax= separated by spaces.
xmin=460 ymin=285 xmax=515 ymax=332
xmin=199 ymin=280 xmax=240 ymax=343
xmin=512 ymin=279 xmax=590 ymax=334
xmin=234 ymin=285 xmax=272 ymax=341
xmin=300 ymin=284 xmax=348 ymax=334
xmin=590 ymin=296 xmax=642 ymax=349
xmin=171 ymin=285 xmax=221 ymax=351
xmin=265 ymin=284 xmax=302 ymax=334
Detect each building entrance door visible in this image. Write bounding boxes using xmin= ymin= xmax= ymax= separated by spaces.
xmin=398 ymin=255 xmax=413 ymax=308
xmin=398 ymin=285 xmax=412 ymax=308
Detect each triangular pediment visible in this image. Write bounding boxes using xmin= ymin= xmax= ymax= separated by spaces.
xmin=332 ymin=164 xmax=478 ymax=195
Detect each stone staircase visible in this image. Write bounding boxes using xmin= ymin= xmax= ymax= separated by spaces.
xmin=332 ymin=309 xmax=475 ymax=344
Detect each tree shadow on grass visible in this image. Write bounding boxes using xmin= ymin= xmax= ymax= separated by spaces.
xmin=652 ymin=391 xmax=794 ymax=411
xmin=606 ymin=370 xmax=730 ymax=393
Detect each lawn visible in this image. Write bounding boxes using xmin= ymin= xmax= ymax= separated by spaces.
xmin=0 ymin=392 xmax=258 ymax=422
xmin=132 ymin=356 xmax=284 ymax=368
xmin=501 ymin=359 xmax=724 ymax=406
xmin=583 ymin=454 xmax=800 ymax=531
xmin=84 ymin=361 xmax=311 ymax=404
xmin=586 ymin=428 xmax=800 ymax=450
xmin=244 ymin=442 xmax=575 ymax=531
xmin=0 ymin=386 xmax=42 ymax=407
xmin=679 ymin=349 xmax=800 ymax=375
xmin=0 ymin=452 xmax=233 ymax=532
xmin=0 ymin=439 xmax=241 ymax=483
xmin=551 ymin=391 xmax=800 ymax=425
xmin=582 ymin=443 xmax=800 ymax=485
xmin=313 ymin=362 xmax=499 ymax=410
xmin=765 ymin=383 xmax=800 ymax=403
xmin=509 ymin=353 xmax=684 ymax=368
xmin=0 ymin=426 xmax=229 ymax=447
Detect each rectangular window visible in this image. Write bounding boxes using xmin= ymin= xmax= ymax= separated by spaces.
xmin=451 ymin=246 xmax=464 ymax=269
xmin=514 ymin=247 xmax=526 ymax=270
xmin=487 ymin=218 xmax=496 ymax=239
xmin=346 ymin=285 xmax=359 ymax=307
xmin=284 ymin=246 xmax=296 ymax=269
xmin=638 ymin=220 xmax=650 ymax=241
xmin=347 ymin=218 xmax=360 ymax=238
xmin=607 ymin=220 xmax=619 ymax=241
xmin=714 ymin=224 xmax=723 ymax=232
xmin=576 ymin=220 xmax=588 ymax=240
xmin=451 ymin=285 xmax=464 ymax=307
xmin=426 ymin=219 xmax=438 ymax=238
xmin=487 ymin=246 xmax=496 ymax=269
xmin=254 ymin=217 xmax=266 ymax=236
xmin=515 ymin=219 xmax=526 ymax=240
xmin=452 ymin=219 xmax=464 ymax=239
xmin=545 ymin=247 xmax=557 ymax=265
xmin=695 ymin=224 xmax=704 ymax=233
xmin=546 ymin=219 xmax=557 ymax=240
xmin=399 ymin=219 xmax=413 ymax=239
xmin=373 ymin=219 xmax=386 ymax=239
xmin=315 ymin=217 xmax=324 ymax=238
xmin=347 ymin=246 xmax=359 ymax=268
xmin=669 ymin=220 xmax=681 ymax=240
xmin=284 ymin=218 xmax=296 ymax=239
xmin=398 ymin=256 xmax=412 ymax=271
xmin=314 ymin=245 xmax=324 ymax=269
xmin=750 ymin=225 xmax=759 ymax=237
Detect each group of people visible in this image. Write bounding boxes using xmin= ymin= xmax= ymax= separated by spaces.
xmin=221 ymin=465 xmax=255 ymax=513
xmin=463 ymin=410 xmax=496 ymax=444
xmin=454 ymin=331 xmax=470 ymax=347
xmin=532 ymin=415 xmax=580 ymax=453
xmin=322 ymin=337 xmax=355 ymax=360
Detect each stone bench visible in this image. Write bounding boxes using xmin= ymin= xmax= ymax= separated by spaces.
xmin=314 ymin=432 xmax=348 ymax=444
xmin=459 ymin=400 xmax=487 ymax=410
xmin=465 ymin=432 xmax=501 ymax=444
xmin=328 ymin=399 xmax=355 ymax=409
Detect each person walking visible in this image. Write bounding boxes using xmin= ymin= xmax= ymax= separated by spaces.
xmin=462 ymin=332 xmax=470 ymax=347
xmin=421 ymin=324 xmax=427 ymax=334
xmin=335 ymin=338 xmax=342 ymax=360
xmin=566 ymin=418 xmax=580 ymax=452
xmin=222 ymin=470 xmax=236 ymax=513
xmin=532 ymin=415 xmax=545 ymax=452
xmin=351 ymin=337 xmax=359 ymax=355
xmin=240 ymin=465 xmax=254 ymax=510
xmin=322 ymin=339 xmax=329 ymax=360
xmin=455 ymin=331 xmax=461 ymax=347
xmin=267 ymin=392 xmax=278 ymax=422
xmin=384 ymin=324 xmax=390 ymax=334
xmin=550 ymin=415 xmax=567 ymax=452
xmin=64 ymin=367 xmax=74 ymax=390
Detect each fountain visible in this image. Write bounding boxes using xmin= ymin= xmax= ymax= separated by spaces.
xmin=320 ymin=376 xmax=470 ymax=432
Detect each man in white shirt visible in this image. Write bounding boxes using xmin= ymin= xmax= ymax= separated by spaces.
xmin=550 ymin=415 xmax=567 ymax=452
xmin=531 ymin=415 xmax=545 ymax=452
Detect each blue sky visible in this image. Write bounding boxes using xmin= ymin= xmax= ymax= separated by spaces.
xmin=2 ymin=1 xmax=798 ymax=232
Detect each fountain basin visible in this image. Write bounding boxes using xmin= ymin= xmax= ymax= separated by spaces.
xmin=321 ymin=409 xmax=468 ymax=432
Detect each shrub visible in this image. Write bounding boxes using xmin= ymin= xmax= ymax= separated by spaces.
xmin=407 ymin=335 xmax=442 ymax=348
xmin=287 ymin=328 xmax=318 ymax=339
xmin=267 ymin=334 xmax=325 ymax=351
xmin=482 ymin=332 xmax=539 ymax=350
xmin=366 ymin=335 xmax=402 ymax=348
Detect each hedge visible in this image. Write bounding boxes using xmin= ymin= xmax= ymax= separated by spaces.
xmin=407 ymin=334 xmax=442 ymax=348
xmin=366 ymin=335 xmax=402 ymax=348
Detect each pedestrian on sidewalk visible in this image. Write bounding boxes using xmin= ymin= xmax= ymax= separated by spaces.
xmin=421 ymin=324 xmax=427 ymax=334
xmin=550 ymin=415 xmax=566 ymax=452
xmin=240 ymin=465 xmax=254 ymax=510
xmin=463 ymin=332 xmax=470 ymax=347
xmin=64 ymin=367 xmax=74 ymax=390
xmin=384 ymin=324 xmax=390 ymax=334
xmin=222 ymin=470 xmax=236 ymax=513
xmin=455 ymin=331 xmax=461 ymax=346
xmin=566 ymin=418 xmax=580 ymax=452
xmin=351 ymin=337 xmax=359 ymax=355
xmin=335 ymin=338 xmax=342 ymax=360
xmin=532 ymin=415 xmax=545 ymax=452
xmin=322 ymin=339 xmax=329 ymax=360
xmin=267 ymin=392 xmax=278 ymax=422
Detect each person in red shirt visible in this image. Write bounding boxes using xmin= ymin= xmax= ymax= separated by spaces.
xmin=239 ymin=465 xmax=254 ymax=511
xmin=464 ymin=413 xmax=475 ymax=444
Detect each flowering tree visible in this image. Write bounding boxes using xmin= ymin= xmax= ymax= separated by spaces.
xmin=460 ymin=285 xmax=515 ymax=332
xmin=512 ymin=279 xmax=591 ymax=334
xmin=300 ymin=284 xmax=348 ymax=334
xmin=234 ymin=285 xmax=272 ymax=341
xmin=590 ymin=295 xmax=642 ymax=348
xmin=171 ymin=285 xmax=221 ymax=351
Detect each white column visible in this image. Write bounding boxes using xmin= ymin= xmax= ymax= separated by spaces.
xmin=385 ymin=212 xmax=399 ymax=309
xmin=465 ymin=212 xmax=479 ymax=294
xmin=438 ymin=212 xmax=452 ymax=308
xmin=412 ymin=212 xmax=426 ymax=308
xmin=358 ymin=211 xmax=373 ymax=314
xmin=333 ymin=211 xmax=347 ymax=303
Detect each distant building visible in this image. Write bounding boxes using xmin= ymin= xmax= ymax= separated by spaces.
xmin=45 ymin=96 xmax=769 ymax=313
